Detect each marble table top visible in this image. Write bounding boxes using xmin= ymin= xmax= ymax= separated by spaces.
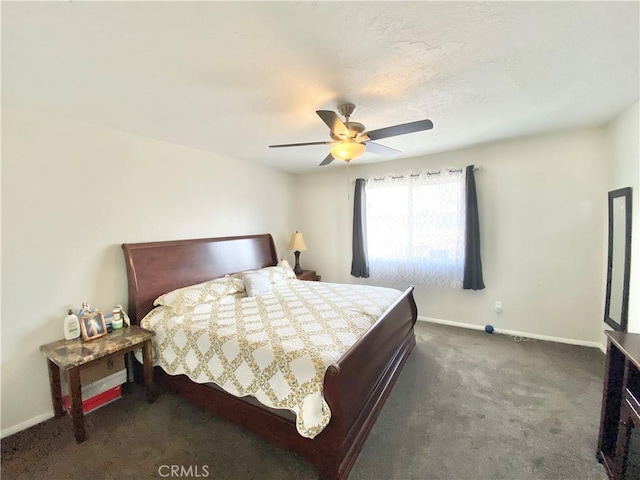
xmin=40 ymin=325 xmax=155 ymax=370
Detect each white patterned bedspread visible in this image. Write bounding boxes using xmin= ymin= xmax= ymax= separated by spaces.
xmin=140 ymin=280 xmax=403 ymax=438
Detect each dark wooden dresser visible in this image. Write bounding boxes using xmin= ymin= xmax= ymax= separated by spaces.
xmin=598 ymin=331 xmax=640 ymax=479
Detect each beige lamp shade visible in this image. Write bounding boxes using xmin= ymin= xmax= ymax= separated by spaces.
xmin=287 ymin=231 xmax=307 ymax=251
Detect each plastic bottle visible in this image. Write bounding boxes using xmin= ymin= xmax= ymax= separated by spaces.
xmin=117 ymin=305 xmax=130 ymax=327
xmin=64 ymin=309 xmax=81 ymax=340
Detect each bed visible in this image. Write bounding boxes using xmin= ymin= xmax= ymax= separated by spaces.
xmin=122 ymin=233 xmax=417 ymax=480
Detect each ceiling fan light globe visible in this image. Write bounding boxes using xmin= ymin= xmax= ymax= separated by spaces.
xmin=330 ymin=141 xmax=365 ymax=161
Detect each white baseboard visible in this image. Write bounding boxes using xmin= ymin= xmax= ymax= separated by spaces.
xmin=1 ymin=411 xmax=54 ymax=439
xmin=418 ymin=316 xmax=606 ymax=352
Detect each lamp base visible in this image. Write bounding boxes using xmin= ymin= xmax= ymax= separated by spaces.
xmin=293 ymin=251 xmax=303 ymax=275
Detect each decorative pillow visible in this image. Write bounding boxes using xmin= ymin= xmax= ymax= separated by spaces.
xmin=241 ymin=266 xmax=295 ymax=297
xmin=153 ymin=276 xmax=244 ymax=313
xmin=242 ymin=269 xmax=273 ymax=297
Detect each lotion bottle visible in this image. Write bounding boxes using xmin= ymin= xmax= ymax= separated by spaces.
xmin=115 ymin=305 xmax=130 ymax=327
xmin=64 ymin=309 xmax=81 ymax=340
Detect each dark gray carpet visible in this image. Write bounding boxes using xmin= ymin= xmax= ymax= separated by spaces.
xmin=1 ymin=323 xmax=608 ymax=479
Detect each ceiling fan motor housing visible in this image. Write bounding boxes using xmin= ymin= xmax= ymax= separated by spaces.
xmin=330 ymin=121 xmax=365 ymax=140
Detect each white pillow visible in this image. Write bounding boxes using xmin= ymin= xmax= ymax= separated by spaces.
xmin=242 ymin=269 xmax=273 ymax=297
xmin=153 ymin=276 xmax=244 ymax=313
xmin=241 ymin=266 xmax=295 ymax=297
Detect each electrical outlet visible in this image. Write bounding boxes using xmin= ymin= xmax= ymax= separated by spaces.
xmin=494 ymin=301 xmax=503 ymax=313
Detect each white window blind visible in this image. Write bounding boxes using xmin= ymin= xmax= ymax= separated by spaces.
xmin=366 ymin=169 xmax=466 ymax=287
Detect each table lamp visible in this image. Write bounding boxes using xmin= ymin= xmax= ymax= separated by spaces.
xmin=287 ymin=231 xmax=307 ymax=275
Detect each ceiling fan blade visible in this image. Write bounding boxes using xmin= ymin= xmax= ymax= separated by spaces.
xmin=365 ymin=119 xmax=434 ymax=141
xmin=319 ymin=154 xmax=334 ymax=166
xmin=365 ymin=141 xmax=402 ymax=157
xmin=269 ymin=141 xmax=333 ymax=148
xmin=316 ymin=110 xmax=350 ymax=138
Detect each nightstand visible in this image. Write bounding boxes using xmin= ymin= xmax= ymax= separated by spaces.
xmin=40 ymin=325 xmax=156 ymax=443
xmin=296 ymin=270 xmax=320 ymax=281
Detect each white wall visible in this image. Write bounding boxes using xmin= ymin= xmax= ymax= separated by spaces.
xmin=1 ymin=107 xmax=295 ymax=435
xmin=606 ymin=101 xmax=640 ymax=333
xmin=294 ymin=127 xmax=610 ymax=344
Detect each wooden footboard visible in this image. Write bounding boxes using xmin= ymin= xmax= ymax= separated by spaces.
xmin=316 ymin=286 xmax=417 ymax=479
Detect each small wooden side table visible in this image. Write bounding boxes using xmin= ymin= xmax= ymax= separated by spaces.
xmin=40 ymin=325 xmax=156 ymax=443
xmin=296 ymin=270 xmax=320 ymax=281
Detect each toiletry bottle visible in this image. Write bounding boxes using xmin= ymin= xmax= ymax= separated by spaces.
xmin=111 ymin=307 xmax=123 ymax=330
xmin=115 ymin=305 xmax=130 ymax=327
xmin=64 ymin=309 xmax=81 ymax=340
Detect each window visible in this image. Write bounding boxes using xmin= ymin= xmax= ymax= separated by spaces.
xmin=366 ymin=169 xmax=466 ymax=287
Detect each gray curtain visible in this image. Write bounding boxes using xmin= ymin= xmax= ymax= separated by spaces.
xmin=463 ymin=165 xmax=485 ymax=290
xmin=351 ymin=178 xmax=370 ymax=278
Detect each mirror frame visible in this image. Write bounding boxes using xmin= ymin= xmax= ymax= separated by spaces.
xmin=604 ymin=187 xmax=633 ymax=331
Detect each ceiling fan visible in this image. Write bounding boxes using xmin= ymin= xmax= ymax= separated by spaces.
xmin=269 ymin=103 xmax=434 ymax=166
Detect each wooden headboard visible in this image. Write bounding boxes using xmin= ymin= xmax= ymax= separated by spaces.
xmin=121 ymin=234 xmax=278 ymax=325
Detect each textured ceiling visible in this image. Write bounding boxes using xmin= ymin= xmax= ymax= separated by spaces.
xmin=3 ymin=2 xmax=639 ymax=173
